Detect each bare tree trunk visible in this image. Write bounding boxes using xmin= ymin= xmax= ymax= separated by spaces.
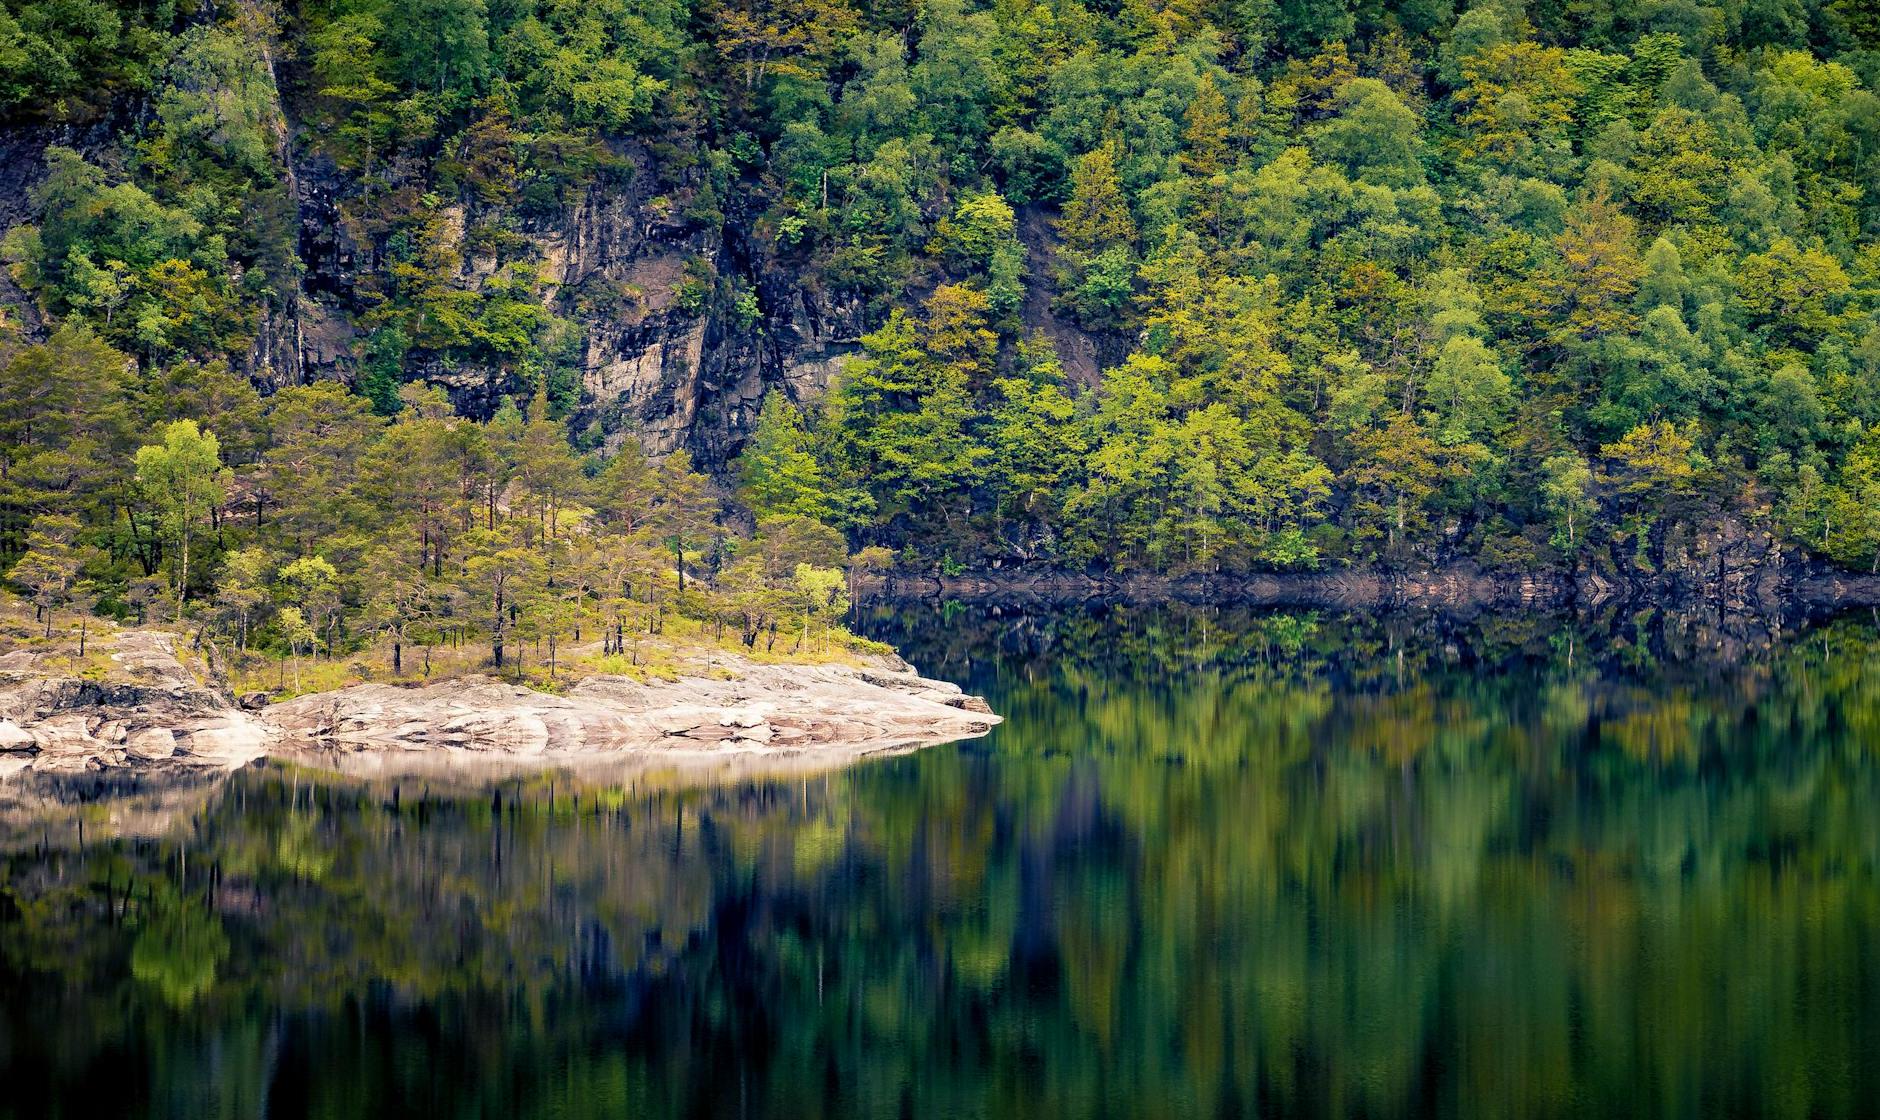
xmin=177 ymin=529 xmax=190 ymax=614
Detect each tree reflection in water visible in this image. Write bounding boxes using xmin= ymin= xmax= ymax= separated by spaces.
xmin=2 ymin=603 xmax=1878 ymax=1119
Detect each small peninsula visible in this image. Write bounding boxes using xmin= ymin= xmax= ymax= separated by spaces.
xmin=0 ymin=616 xmax=998 ymax=778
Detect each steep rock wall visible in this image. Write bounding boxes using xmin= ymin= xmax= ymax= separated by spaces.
xmin=0 ymin=63 xmax=870 ymax=471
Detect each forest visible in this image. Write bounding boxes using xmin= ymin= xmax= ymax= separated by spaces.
xmin=3 ymin=0 xmax=1880 ymax=671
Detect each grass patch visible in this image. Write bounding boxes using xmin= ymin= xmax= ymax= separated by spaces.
xmin=0 ymin=593 xmax=125 ymax=679
xmin=228 ymin=642 xmax=494 ymax=700
xmin=577 ymin=652 xmax=679 ymax=681
xmin=4 ymin=587 xmax=894 ymax=702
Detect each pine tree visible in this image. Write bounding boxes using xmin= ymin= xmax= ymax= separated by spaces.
xmin=740 ymin=392 xmax=852 ymax=525
xmin=1181 ymin=74 xmax=1231 ymax=178
xmin=1059 ymin=143 xmax=1136 ymax=257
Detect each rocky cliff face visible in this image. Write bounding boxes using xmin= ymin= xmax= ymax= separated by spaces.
xmin=241 ymin=149 xmax=359 ymax=394
xmin=249 ymin=123 xmax=873 ymax=463
xmin=518 ymin=163 xmax=872 ymax=460
xmin=0 ymin=50 xmax=875 ymax=470
xmin=0 ymin=11 xmax=1128 ymax=473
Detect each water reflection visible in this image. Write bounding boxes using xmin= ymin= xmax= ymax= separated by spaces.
xmin=3 ymin=604 xmax=1879 ymax=1119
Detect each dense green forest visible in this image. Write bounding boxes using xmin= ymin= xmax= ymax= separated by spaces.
xmin=3 ymin=0 xmax=1880 ymax=663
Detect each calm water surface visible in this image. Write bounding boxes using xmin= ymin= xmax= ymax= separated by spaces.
xmin=2 ymin=603 xmax=1879 ymax=1119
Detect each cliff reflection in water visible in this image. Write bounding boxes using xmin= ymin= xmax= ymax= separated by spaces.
xmin=3 ymin=602 xmax=1879 ymax=1119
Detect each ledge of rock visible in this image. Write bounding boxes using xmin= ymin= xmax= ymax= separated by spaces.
xmin=0 ymin=631 xmax=272 ymax=776
xmin=261 ymin=659 xmax=1000 ymax=760
xmin=0 ymin=631 xmax=998 ymax=775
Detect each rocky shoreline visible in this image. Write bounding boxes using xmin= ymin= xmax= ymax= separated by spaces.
xmin=0 ymin=631 xmax=1000 ymax=777
xmin=868 ymin=558 xmax=1880 ymax=615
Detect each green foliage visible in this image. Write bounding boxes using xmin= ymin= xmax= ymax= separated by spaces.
xmin=1059 ymin=143 xmax=1135 ymax=259
xmin=4 ymin=148 xmax=250 ymax=361
xmin=1541 ymin=453 xmax=1597 ymax=552
xmin=739 ymin=391 xmax=871 ymax=528
xmin=1823 ymin=427 xmax=1880 ymax=572
xmin=1308 ymin=78 xmax=1425 ymax=187
xmin=7 ymin=513 xmax=84 ymax=633
xmin=0 ymin=325 xmax=136 ymax=550
xmin=826 ymin=289 xmax=994 ymax=542
xmin=929 ymin=191 xmax=1026 ymax=318
xmin=134 ymin=419 xmax=229 ymax=606
xmin=0 ymin=0 xmax=169 ymax=115
xmin=8 ymin=0 xmax=1880 ymax=584
xmin=789 ymin=561 xmax=846 ymax=649
xmin=130 ymin=902 xmax=229 ymax=1008
xmin=388 ymin=0 xmax=491 ymax=99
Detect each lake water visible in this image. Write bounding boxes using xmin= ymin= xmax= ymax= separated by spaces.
xmin=3 ymin=601 xmax=1878 ymax=1119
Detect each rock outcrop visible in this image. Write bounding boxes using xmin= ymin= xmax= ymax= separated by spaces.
xmin=263 ymin=129 xmax=869 ymax=463
xmin=0 ymin=631 xmax=998 ymax=777
xmin=0 ymin=632 xmax=272 ymax=777
xmin=259 ymin=657 xmax=998 ymax=761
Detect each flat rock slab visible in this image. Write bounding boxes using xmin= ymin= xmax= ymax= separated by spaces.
xmin=0 ymin=632 xmax=998 ymax=776
xmin=262 ymin=660 xmax=1000 ymax=761
xmin=0 ymin=631 xmax=271 ymax=774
